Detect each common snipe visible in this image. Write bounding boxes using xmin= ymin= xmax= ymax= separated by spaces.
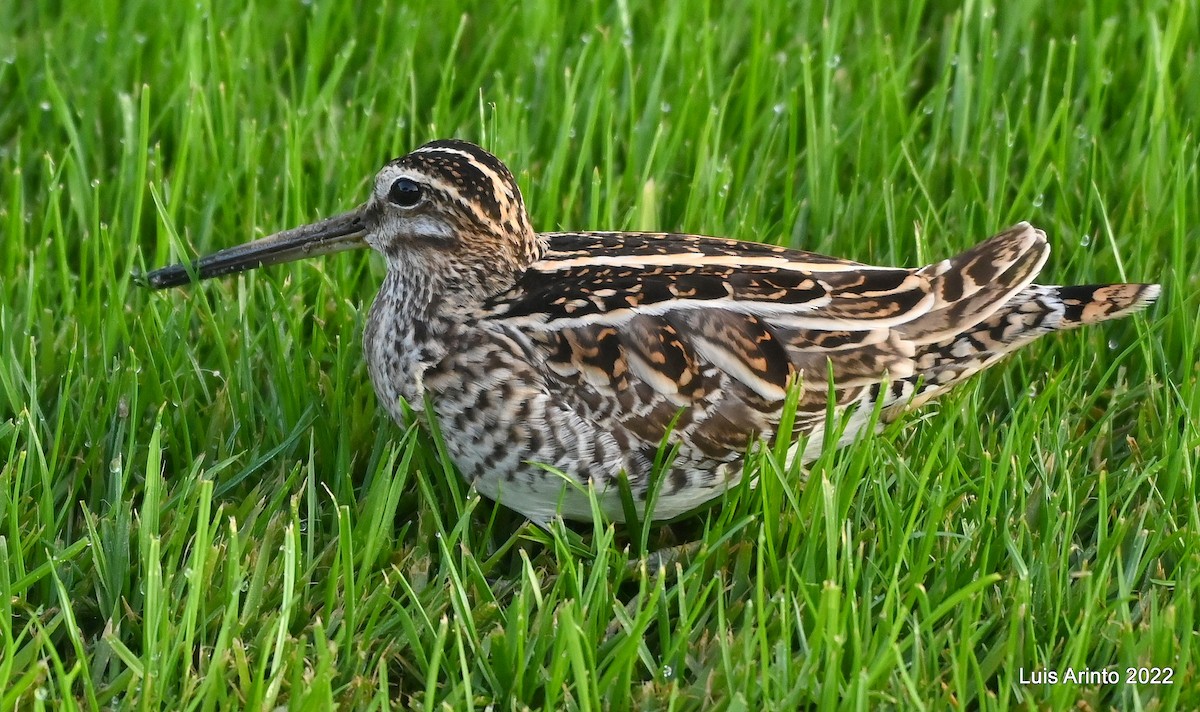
xmin=145 ymin=140 xmax=1160 ymax=523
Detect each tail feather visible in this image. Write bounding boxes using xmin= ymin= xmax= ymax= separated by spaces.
xmin=1048 ymin=283 xmax=1162 ymax=327
xmin=887 ymin=282 xmax=1159 ymax=412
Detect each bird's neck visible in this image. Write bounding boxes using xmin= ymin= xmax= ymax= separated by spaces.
xmin=362 ymin=255 xmax=524 ymax=420
xmin=362 ymin=266 xmax=441 ymax=415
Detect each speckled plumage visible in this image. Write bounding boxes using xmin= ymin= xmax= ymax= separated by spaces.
xmin=145 ymin=140 xmax=1160 ymax=523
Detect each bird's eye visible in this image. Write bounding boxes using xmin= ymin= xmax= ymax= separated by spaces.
xmin=388 ymin=178 xmax=423 ymax=208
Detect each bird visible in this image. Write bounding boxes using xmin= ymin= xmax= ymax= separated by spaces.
xmin=143 ymin=139 xmax=1160 ymax=524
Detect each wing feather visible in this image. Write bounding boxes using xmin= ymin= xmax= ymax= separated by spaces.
xmin=486 ymin=226 xmax=1063 ymax=464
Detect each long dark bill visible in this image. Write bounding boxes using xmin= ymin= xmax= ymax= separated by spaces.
xmin=140 ymin=208 xmax=369 ymax=289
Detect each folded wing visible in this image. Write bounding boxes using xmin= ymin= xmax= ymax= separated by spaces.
xmin=482 ymin=223 xmax=1147 ymax=465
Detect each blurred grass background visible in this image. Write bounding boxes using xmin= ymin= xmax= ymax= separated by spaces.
xmin=1 ymin=0 xmax=1197 ymax=708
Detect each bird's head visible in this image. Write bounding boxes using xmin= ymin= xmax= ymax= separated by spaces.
xmin=142 ymin=139 xmax=540 ymax=297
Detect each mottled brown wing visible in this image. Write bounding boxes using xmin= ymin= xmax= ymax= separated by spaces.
xmin=485 ymin=224 xmax=1049 ymax=462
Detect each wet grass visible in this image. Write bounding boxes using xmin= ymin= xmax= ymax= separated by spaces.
xmin=1 ymin=0 xmax=1197 ymax=708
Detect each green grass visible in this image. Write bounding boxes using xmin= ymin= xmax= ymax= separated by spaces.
xmin=1 ymin=0 xmax=1197 ymax=708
